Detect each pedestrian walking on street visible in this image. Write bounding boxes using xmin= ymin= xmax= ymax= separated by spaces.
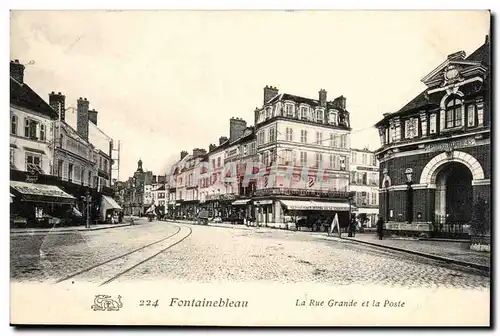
xmin=348 ymin=215 xmax=356 ymax=237
xmin=376 ymin=215 xmax=385 ymax=240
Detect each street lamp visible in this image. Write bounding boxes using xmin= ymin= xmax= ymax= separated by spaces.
xmin=405 ymin=168 xmax=413 ymax=224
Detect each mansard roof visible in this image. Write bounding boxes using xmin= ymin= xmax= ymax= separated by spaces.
xmin=10 ymin=77 xmax=58 ymax=119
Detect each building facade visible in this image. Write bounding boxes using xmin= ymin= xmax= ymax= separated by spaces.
xmin=350 ymin=148 xmax=379 ymax=227
xmin=374 ymin=37 xmax=491 ymax=238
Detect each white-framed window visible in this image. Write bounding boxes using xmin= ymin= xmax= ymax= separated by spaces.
xmin=257 ymin=131 xmax=264 ymax=145
xmin=316 ymin=110 xmax=324 ymax=123
xmin=243 ymin=145 xmax=248 ymax=155
xmin=26 ymin=152 xmax=42 ymax=171
xmin=217 ymin=157 xmax=221 ymax=167
xmin=405 ymin=118 xmax=418 ymax=139
xmin=362 ymin=153 xmax=367 ymax=165
xmin=329 ymin=111 xmax=338 ymax=125
xmin=467 ymin=104 xmax=476 ymax=127
xmin=40 ymin=124 xmax=46 ymax=141
xmin=24 ymin=118 xmax=30 ymax=137
xmin=352 ymin=152 xmax=357 ymax=164
xmin=429 ymin=114 xmax=437 ymax=134
xmin=283 ymin=149 xmax=293 ymax=165
xmin=269 ymin=127 xmax=276 ymax=142
xmin=393 ymin=124 xmax=401 ymax=141
xmin=286 ymin=127 xmax=293 ymax=141
xmin=300 ymin=152 xmax=307 ymax=166
xmin=266 ymin=106 xmax=272 ymax=119
xmin=329 ymin=134 xmax=334 ymax=147
xmin=286 ymin=104 xmax=294 ymax=117
xmin=340 ymin=134 xmax=347 ymax=148
xmin=339 ymin=156 xmax=346 ymax=171
xmin=421 ymin=117 xmax=428 ymax=136
xmin=477 ymin=101 xmax=484 ymax=126
xmin=300 ymin=130 xmax=307 ymax=143
xmin=445 ymin=97 xmax=463 ymax=128
xmin=329 ymin=154 xmax=335 ymax=169
xmin=315 ymin=153 xmax=323 ymax=168
xmin=11 ymin=115 xmax=17 ymax=135
xmin=10 ymin=148 xmax=14 ymax=165
xmin=250 ymin=142 xmax=256 ymax=154
xmin=316 ymin=132 xmax=322 ymax=145
xmin=300 ymin=106 xmax=308 ymax=119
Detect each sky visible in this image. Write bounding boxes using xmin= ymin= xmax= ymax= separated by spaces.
xmin=10 ymin=10 xmax=490 ymax=181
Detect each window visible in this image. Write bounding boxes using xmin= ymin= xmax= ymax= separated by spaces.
xmin=104 ymin=159 xmax=108 ymax=173
xmin=352 ymin=152 xmax=357 ymax=164
xmin=362 ymin=153 xmax=367 ymax=165
xmin=429 ymin=114 xmax=437 ymax=134
xmin=217 ymin=157 xmax=221 ymax=167
xmin=300 ymin=152 xmax=307 ymax=166
xmin=421 ymin=117 xmax=428 ymax=136
xmin=405 ymin=118 xmax=418 ymax=139
xmin=269 ymin=127 xmax=276 ymax=142
xmin=68 ymin=163 xmax=73 ymax=182
xmin=10 ymin=148 xmax=14 ymax=165
xmin=81 ymin=169 xmax=85 ymax=185
xmin=339 ymin=156 xmax=346 ymax=171
xmin=330 ymin=155 xmax=336 ymax=169
xmin=26 ymin=153 xmax=41 ymax=171
xmin=286 ymin=127 xmax=293 ymax=141
xmin=88 ymin=171 xmax=92 ymax=187
xmin=445 ymin=98 xmax=462 ymax=128
xmin=329 ymin=111 xmax=338 ymax=125
xmin=300 ymin=130 xmax=307 ymax=143
xmin=329 ymin=134 xmax=334 ymax=148
xmin=257 ymin=131 xmax=264 ymax=146
xmin=301 ymin=106 xmax=308 ymax=119
xmin=283 ymin=149 xmax=293 ymax=165
xmin=339 ymin=134 xmax=347 ymax=148
xmin=477 ymin=101 xmax=484 ymax=126
xmin=286 ymin=104 xmax=294 ymax=116
xmin=250 ymin=142 xmax=256 ymax=154
xmin=371 ymin=192 xmax=377 ymax=205
xmin=262 ymin=151 xmax=269 ymax=166
xmin=315 ymin=153 xmax=323 ymax=168
xmin=467 ymin=104 xmax=476 ymax=127
xmin=24 ymin=119 xmax=30 ymax=137
xmin=316 ymin=132 xmax=322 ymax=145
xmin=11 ymin=115 xmax=17 ymax=135
xmin=393 ymin=124 xmax=401 ymax=141
xmin=40 ymin=124 xmax=46 ymax=141
xmin=57 ymin=160 xmax=63 ymax=178
xmin=212 ymin=159 xmax=216 ymax=168
xmin=266 ymin=107 xmax=272 ymax=119
xmin=311 ymin=110 xmax=316 ymax=121
xmin=317 ymin=110 xmax=323 ymax=123
xmin=99 ymin=157 xmax=103 ymax=170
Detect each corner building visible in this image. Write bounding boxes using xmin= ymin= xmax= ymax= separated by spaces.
xmin=374 ymin=37 xmax=491 ymax=237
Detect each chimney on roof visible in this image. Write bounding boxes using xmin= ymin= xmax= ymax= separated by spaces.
xmin=49 ymin=91 xmax=66 ymax=121
xmin=319 ymin=89 xmax=327 ymax=107
xmin=229 ymin=117 xmax=247 ymax=142
xmin=263 ymin=85 xmax=279 ymax=105
xmin=333 ymin=95 xmax=347 ymax=110
xmin=447 ymin=50 xmax=466 ymax=61
xmin=219 ymin=136 xmax=228 ymax=145
xmin=180 ymin=151 xmax=188 ymax=160
xmin=193 ymin=148 xmax=207 ymax=157
xmin=209 ymin=144 xmax=216 ymax=152
xmin=77 ymin=97 xmax=90 ymax=140
xmin=88 ymin=109 xmax=98 ymax=125
xmin=10 ymin=59 xmax=25 ymax=83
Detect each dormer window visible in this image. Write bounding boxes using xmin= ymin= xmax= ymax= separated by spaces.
xmin=405 ymin=118 xmax=418 ymax=139
xmin=286 ymin=104 xmax=294 ymax=117
xmin=266 ymin=107 xmax=272 ymax=119
xmin=316 ymin=109 xmax=324 ymax=123
xmin=300 ymin=106 xmax=308 ymax=119
xmin=328 ymin=110 xmax=338 ymax=125
xmin=445 ymin=97 xmax=463 ymax=128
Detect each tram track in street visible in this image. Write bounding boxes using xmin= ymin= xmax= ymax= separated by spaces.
xmin=54 ymin=223 xmax=192 ymax=286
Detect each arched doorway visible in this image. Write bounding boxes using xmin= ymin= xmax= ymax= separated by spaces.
xmin=434 ymin=162 xmax=473 ymax=234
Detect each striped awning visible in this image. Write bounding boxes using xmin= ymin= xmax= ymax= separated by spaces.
xmin=10 ymin=181 xmax=76 ymax=204
xmin=281 ymin=200 xmax=350 ymax=211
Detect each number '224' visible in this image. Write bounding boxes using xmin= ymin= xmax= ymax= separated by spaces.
xmin=139 ymin=300 xmax=159 ymax=307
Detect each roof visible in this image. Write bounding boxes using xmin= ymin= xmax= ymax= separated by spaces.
xmin=10 ymin=77 xmax=58 ymax=119
xmin=375 ymin=38 xmax=490 ymax=126
xmin=267 ymin=93 xmax=348 ymax=112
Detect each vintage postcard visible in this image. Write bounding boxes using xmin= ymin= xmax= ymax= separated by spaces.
xmin=9 ymin=10 xmax=491 ymax=326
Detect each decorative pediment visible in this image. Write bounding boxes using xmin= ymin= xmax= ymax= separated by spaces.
xmin=421 ymin=58 xmax=486 ymax=89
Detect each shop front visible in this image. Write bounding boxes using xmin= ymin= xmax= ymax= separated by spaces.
xmin=10 ymin=180 xmax=77 ymax=228
xmin=100 ymin=195 xmax=122 ymax=223
xmin=231 ymin=199 xmax=252 ymax=224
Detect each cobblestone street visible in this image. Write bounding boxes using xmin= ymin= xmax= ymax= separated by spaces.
xmin=11 ymin=221 xmax=490 ymax=289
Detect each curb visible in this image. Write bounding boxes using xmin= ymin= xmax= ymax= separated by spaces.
xmin=10 ymin=221 xmax=151 ymax=235
xmin=164 ymin=219 xmax=256 ymax=231
xmin=343 ymin=237 xmax=490 ymax=272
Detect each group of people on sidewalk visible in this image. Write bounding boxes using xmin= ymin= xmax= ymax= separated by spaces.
xmin=347 ymin=214 xmax=385 ymax=240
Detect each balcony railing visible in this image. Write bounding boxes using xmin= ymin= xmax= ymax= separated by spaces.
xmin=254 ymin=188 xmax=350 ymax=199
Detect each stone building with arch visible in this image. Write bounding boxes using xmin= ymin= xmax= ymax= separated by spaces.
xmin=374 ymin=36 xmax=490 ymax=237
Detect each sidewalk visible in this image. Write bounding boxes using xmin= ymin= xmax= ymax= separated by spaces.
xmin=342 ymin=233 xmax=490 ymax=271
xmin=165 ymin=219 xmax=256 ymax=231
xmin=10 ymin=218 xmax=148 ymax=235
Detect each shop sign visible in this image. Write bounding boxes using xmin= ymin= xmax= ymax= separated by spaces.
xmin=426 ymin=137 xmax=476 ymax=153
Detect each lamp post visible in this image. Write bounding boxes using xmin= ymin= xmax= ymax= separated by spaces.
xmin=405 ymin=168 xmax=413 ymax=224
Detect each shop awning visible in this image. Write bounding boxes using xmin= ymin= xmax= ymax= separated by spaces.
xmin=72 ymin=207 xmax=83 ymax=217
xmin=10 ymin=181 xmax=76 ymax=204
xmin=101 ymin=195 xmax=122 ymax=211
xmin=232 ymin=199 xmax=250 ymax=205
xmin=254 ymin=200 xmax=273 ymax=205
xmin=281 ymin=200 xmax=351 ymax=211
